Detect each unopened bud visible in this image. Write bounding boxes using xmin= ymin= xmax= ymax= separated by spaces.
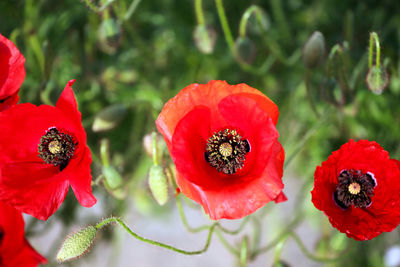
xmin=303 ymin=31 xmax=326 ymax=69
xmin=148 ymin=165 xmax=169 ymax=206
xmin=235 ymin=37 xmax=256 ymax=64
xmin=57 ymin=226 xmax=97 ymax=262
xmin=366 ymin=66 xmax=389 ymax=95
xmin=193 ymin=25 xmax=217 ymax=54
xmin=98 ymin=18 xmax=122 ymax=54
xmin=103 ymin=165 xmax=124 ymax=190
xmin=92 ymin=104 xmax=127 ymax=132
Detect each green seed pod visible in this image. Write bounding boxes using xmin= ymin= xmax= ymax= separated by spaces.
xmin=92 ymin=104 xmax=127 ymax=132
xmin=193 ymin=25 xmax=217 ymax=54
xmin=366 ymin=66 xmax=389 ymax=95
xmin=57 ymin=226 xmax=97 ymax=262
xmin=148 ymin=165 xmax=169 ymax=206
xmin=302 ymin=31 xmax=326 ymax=69
xmin=235 ymin=37 xmax=256 ymax=64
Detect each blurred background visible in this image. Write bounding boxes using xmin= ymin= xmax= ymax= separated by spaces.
xmin=2 ymin=0 xmax=400 ymax=266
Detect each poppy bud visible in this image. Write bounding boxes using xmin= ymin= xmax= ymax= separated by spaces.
xmin=92 ymin=104 xmax=127 ymax=132
xmin=193 ymin=25 xmax=217 ymax=54
xmin=235 ymin=37 xmax=256 ymax=64
xmin=148 ymin=165 xmax=169 ymax=206
xmin=57 ymin=226 xmax=97 ymax=262
xmin=302 ymin=31 xmax=326 ymax=69
xmin=103 ymin=165 xmax=124 ymax=190
xmin=98 ymin=18 xmax=122 ymax=54
xmin=366 ymin=66 xmax=389 ymax=95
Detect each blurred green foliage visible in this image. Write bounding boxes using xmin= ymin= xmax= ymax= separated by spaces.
xmin=2 ymin=0 xmax=400 ymax=266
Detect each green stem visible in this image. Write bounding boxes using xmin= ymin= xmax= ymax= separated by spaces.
xmin=176 ymin=195 xmax=210 ymax=233
xmin=250 ymin=213 xmax=302 ymax=259
xmin=215 ymin=0 xmax=235 ymax=53
xmin=177 ymin=195 xmax=250 ymax=234
xmin=100 ymin=139 xmax=110 ymax=167
xmin=96 ymin=217 xmax=216 ymax=255
xmin=284 ymin=109 xmax=329 ymax=169
xmin=369 ymin=32 xmax=381 ymax=68
xmin=240 ymin=236 xmax=248 ymax=267
xmin=195 ymin=0 xmax=205 ymax=25
xmin=239 ymin=5 xmax=258 ymax=37
xmin=123 ymin=0 xmax=142 ymax=21
xmin=304 ymin=70 xmax=320 ymax=118
xmin=289 ymin=232 xmax=349 ymax=263
xmin=215 ymin=229 xmax=239 ymax=255
xmin=273 ymin=235 xmax=289 ymax=265
xmin=152 ymin=132 xmax=158 ymax=166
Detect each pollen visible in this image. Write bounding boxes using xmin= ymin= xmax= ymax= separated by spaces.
xmin=38 ymin=127 xmax=77 ymax=171
xmin=205 ymin=128 xmax=250 ymax=174
xmin=219 ymin=142 xmax=233 ymax=157
xmin=348 ymin=182 xmax=361 ymax=195
xmin=49 ymin=140 xmax=62 ymax=154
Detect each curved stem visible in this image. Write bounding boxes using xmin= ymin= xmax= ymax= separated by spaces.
xmin=215 ymin=0 xmax=235 ymax=53
xmin=289 ymin=232 xmax=350 ymax=263
xmin=96 ymin=217 xmax=216 ymax=255
xmin=218 ymin=216 xmax=250 ymax=235
xmin=177 ymin=195 xmax=250 ymax=234
xmin=250 ymin=213 xmax=302 ymax=259
xmin=195 ymin=0 xmax=205 ymax=25
xmin=215 ymin=229 xmax=240 ymax=256
xmin=369 ymin=32 xmax=381 ymax=68
xmin=176 ymin=195 xmax=210 ymax=233
xmin=239 ymin=5 xmax=258 ymax=37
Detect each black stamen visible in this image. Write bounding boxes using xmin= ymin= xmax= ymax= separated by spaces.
xmin=204 ymin=129 xmax=250 ymax=174
xmin=38 ymin=127 xmax=77 ymax=171
xmin=334 ymin=169 xmax=376 ymax=209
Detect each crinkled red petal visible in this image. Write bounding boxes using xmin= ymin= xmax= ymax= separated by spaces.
xmin=0 ymin=91 xmax=19 ymax=112
xmin=0 ymin=202 xmax=47 ymax=266
xmin=156 ymin=80 xmax=279 ymax=152
xmin=0 ymin=33 xmax=25 ymax=99
xmin=311 ymin=139 xmax=400 ymax=240
xmin=176 ymin=141 xmax=285 ymax=219
xmin=0 ymin=82 xmax=96 ymax=220
xmin=171 ymin=95 xmax=278 ymax=189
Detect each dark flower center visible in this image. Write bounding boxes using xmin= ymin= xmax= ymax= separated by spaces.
xmin=205 ymin=128 xmax=250 ymax=174
xmin=334 ymin=169 xmax=376 ymax=209
xmin=38 ymin=127 xmax=77 ymax=171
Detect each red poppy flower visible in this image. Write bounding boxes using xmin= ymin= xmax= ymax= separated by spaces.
xmin=311 ymin=139 xmax=400 ymax=240
xmin=0 ymin=33 xmax=25 ymax=111
xmin=156 ymin=80 xmax=286 ymax=220
xmin=0 ymin=201 xmax=47 ymax=267
xmin=0 ymin=80 xmax=96 ymax=220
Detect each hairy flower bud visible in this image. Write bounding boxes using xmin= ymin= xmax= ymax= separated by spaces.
xmin=92 ymin=104 xmax=127 ymax=132
xmin=98 ymin=18 xmax=122 ymax=54
xmin=193 ymin=25 xmax=217 ymax=54
xmin=235 ymin=37 xmax=256 ymax=64
xmin=366 ymin=66 xmax=389 ymax=95
xmin=57 ymin=226 xmax=97 ymax=262
xmin=303 ymin=31 xmax=326 ymax=69
xmin=148 ymin=165 xmax=169 ymax=206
